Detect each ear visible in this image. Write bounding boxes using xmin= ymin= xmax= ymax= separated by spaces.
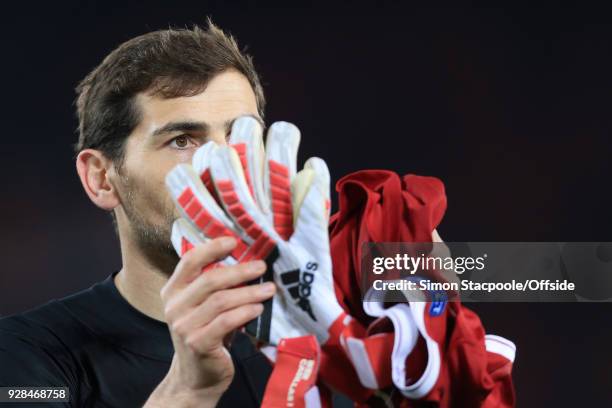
xmin=76 ymin=149 xmax=121 ymax=211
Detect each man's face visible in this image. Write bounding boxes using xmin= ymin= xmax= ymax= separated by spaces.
xmin=111 ymin=70 xmax=261 ymax=273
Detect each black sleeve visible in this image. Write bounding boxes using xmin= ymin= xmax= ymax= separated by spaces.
xmin=0 ymin=328 xmax=78 ymax=407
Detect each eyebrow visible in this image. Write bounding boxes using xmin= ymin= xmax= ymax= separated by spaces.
xmin=151 ymin=114 xmax=265 ymax=138
xmin=151 ymin=121 xmax=208 ymax=137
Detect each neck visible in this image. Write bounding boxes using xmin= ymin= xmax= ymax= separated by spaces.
xmin=114 ymin=232 xmax=171 ymax=322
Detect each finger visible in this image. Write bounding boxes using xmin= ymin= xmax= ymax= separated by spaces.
xmin=166 ymin=163 xmax=237 ymax=233
xmin=304 ymin=157 xmax=331 ymax=220
xmin=192 ymin=141 xmax=223 ymax=205
xmin=290 ymin=168 xmax=330 ymax=255
xmin=162 ymin=237 xmax=237 ymax=299
xmin=171 ymin=281 xmax=276 ymax=336
xmin=291 ymin=168 xmax=315 ymax=228
xmin=228 ymin=116 xmax=268 ymax=211
xmin=167 ymin=260 xmax=267 ymax=315
xmin=171 ymin=218 xmax=237 ymax=275
xmin=171 ymin=218 xmax=205 ymax=256
xmin=185 ymin=303 xmax=265 ymax=353
xmin=166 ymin=163 xmax=250 ymax=261
xmin=209 ymin=146 xmax=279 ymax=260
xmin=171 ymin=221 xmax=223 ymax=275
xmin=265 ymin=121 xmax=301 ymax=239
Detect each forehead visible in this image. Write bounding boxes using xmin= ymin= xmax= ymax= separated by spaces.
xmin=134 ymin=70 xmax=259 ymax=133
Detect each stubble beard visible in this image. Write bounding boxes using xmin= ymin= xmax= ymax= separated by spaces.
xmin=117 ymin=172 xmax=180 ymax=276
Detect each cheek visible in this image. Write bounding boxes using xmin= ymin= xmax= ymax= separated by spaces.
xmin=148 ymin=169 xmax=178 ymax=219
xmin=174 ymin=148 xmax=199 ymax=164
xmin=122 ymin=142 xmax=197 ymax=221
xmin=154 ymin=156 xmax=191 ymax=209
xmin=121 ymin=161 xmax=175 ymax=219
xmin=150 ymin=151 xmax=200 ymax=212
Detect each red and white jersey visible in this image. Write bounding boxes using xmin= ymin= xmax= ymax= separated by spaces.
xmin=325 ymin=170 xmax=516 ymax=407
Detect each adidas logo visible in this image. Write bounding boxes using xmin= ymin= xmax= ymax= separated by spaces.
xmin=280 ymin=262 xmax=318 ymax=321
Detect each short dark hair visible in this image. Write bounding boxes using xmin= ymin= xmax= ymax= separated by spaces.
xmin=75 ymin=20 xmax=265 ymax=164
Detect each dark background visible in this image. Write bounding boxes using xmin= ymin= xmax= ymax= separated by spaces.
xmin=1 ymin=2 xmax=610 ymax=406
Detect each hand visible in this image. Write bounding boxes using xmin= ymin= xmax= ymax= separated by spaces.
xmin=145 ymin=237 xmax=275 ymax=407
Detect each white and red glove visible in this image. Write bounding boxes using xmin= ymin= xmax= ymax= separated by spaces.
xmin=165 ymin=116 xmax=345 ymax=346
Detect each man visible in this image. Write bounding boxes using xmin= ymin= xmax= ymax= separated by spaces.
xmin=0 ymin=22 xmax=277 ymax=407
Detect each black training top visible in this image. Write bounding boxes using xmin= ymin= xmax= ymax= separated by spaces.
xmin=0 ymin=274 xmax=272 ymax=407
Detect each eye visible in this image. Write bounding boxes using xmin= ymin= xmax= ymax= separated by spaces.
xmin=169 ymin=135 xmax=195 ymax=150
